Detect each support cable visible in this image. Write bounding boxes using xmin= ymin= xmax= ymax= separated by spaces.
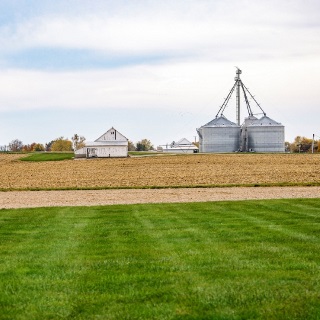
xmin=241 ymin=82 xmax=266 ymax=116
xmin=215 ymin=81 xmax=237 ymax=118
xmin=240 ymin=81 xmax=253 ymax=116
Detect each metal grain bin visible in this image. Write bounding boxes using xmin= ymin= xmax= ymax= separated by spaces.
xmin=240 ymin=115 xmax=258 ymax=152
xmin=243 ymin=115 xmax=285 ymax=152
xmin=197 ymin=116 xmax=241 ymax=153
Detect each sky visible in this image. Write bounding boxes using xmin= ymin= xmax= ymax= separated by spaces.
xmin=0 ymin=0 xmax=319 ymax=147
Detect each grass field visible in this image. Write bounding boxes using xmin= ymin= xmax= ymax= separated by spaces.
xmin=20 ymin=152 xmax=74 ymax=162
xmin=1 ymin=199 xmax=320 ymax=319
xmin=0 ymin=153 xmax=320 ymax=190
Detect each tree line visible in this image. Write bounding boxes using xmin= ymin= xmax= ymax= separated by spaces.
xmin=286 ymin=136 xmax=320 ymax=153
xmin=3 ymin=135 xmax=318 ymax=153
xmin=2 ymin=136 xmax=154 ymax=152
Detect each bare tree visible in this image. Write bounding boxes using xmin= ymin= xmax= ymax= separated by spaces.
xmin=128 ymin=140 xmax=136 ymax=151
xmin=9 ymin=139 xmax=23 ymax=152
xmin=71 ymin=134 xmax=86 ymax=151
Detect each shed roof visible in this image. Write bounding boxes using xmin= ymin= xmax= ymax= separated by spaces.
xmin=174 ymin=138 xmax=194 ymax=146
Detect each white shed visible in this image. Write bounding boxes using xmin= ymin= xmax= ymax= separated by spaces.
xmin=75 ymin=127 xmax=128 ymax=158
xmin=157 ymin=138 xmax=198 ymax=153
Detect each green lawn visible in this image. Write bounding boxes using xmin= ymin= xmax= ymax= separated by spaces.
xmin=128 ymin=151 xmax=164 ymax=156
xmin=0 ymin=199 xmax=320 ymax=319
xmin=20 ymin=152 xmax=74 ymax=161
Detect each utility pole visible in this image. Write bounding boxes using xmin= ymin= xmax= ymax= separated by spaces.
xmin=235 ymin=68 xmax=242 ymax=126
xmin=311 ymin=134 xmax=315 ymax=154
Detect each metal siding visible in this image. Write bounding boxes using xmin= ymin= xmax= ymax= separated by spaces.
xmin=247 ymin=126 xmax=285 ymax=152
xmin=201 ymin=126 xmax=240 ymax=152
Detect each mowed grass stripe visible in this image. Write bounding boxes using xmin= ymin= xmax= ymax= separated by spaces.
xmin=0 ymin=199 xmax=320 ymax=319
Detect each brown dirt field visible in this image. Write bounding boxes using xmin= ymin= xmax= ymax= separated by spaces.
xmin=1 ymin=186 xmax=320 ymax=209
xmin=0 ymin=153 xmax=320 ymax=190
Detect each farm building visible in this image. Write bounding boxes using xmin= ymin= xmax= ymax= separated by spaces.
xmin=197 ymin=68 xmax=285 ymax=153
xmin=157 ymin=138 xmax=198 ymax=153
xmin=75 ymin=127 xmax=128 ymax=158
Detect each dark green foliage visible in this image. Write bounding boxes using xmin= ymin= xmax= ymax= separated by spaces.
xmin=0 ymin=199 xmax=320 ymax=319
xmin=20 ymin=153 xmax=74 ymax=162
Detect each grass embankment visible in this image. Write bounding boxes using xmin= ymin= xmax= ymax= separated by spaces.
xmin=1 ymin=199 xmax=320 ymax=319
xmin=20 ymin=153 xmax=74 ymax=162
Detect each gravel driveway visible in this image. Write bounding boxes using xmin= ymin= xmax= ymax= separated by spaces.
xmin=1 ymin=186 xmax=319 ymax=209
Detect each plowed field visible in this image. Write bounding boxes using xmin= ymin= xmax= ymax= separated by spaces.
xmin=0 ymin=153 xmax=319 ymax=190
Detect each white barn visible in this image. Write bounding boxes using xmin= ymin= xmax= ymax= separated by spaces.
xmin=75 ymin=127 xmax=128 ymax=158
xmin=157 ymin=138 xmax=199 ymax=153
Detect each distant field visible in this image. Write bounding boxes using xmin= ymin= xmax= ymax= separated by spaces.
xmin=0 ymin=199 xmax=319 ymax=319
xmin=0 ymin=153 xmax=319 ymax=191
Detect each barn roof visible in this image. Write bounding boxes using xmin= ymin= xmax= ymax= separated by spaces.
xmin=95 ymin=127 xmax=128 ymax=142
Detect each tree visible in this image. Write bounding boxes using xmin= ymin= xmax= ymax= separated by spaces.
xmin=285 ymin=141 xmax=291 ymax=153
xmin=51 ymin=137 xmax=73 ymax=151
xmin=32 ymin=143 xmax=45 ymax=151
xmin=22 ymin=143 xmax=34 ymax=152
xmin=22 ymin=142 xmax=44 ymax=152
xmin=9 ymin=139 xmax=23 ymax=152
xmin=136 ymin=139 xmax=154 ymax=151
xmin=290 ymin=136 xmax=313 ymax=153
xmin=45 ymin=140 xmax=55 ymax=151
xmin=128 ymin=140 xmax=136 ymax=151
xmin=71 ymin=134 xmax=86 ymax=151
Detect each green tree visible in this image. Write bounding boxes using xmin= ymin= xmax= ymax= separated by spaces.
xmin=51 ymin=137 xmax=73 ymax=152
xmin=136 ymin=139 xmax=154 ymax=151
xmin=71 ymin=134 xmax=86 ymax=151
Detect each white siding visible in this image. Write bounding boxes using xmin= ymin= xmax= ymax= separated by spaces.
xmin=96 ymin=146 xmax=128 ymax=157
xmin=75 ymin=127 xmax=129 ymax=158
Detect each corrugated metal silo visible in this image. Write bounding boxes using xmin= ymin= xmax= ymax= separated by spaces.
xmin=196 ymin=69 xmax=285 ymax=153
xmin=243 ymin=115 xmax=285 ymax=152
xmin=240 ymin=115 xmax=258 ymax=151
xmin=197 ymin=115 xmax=241 ymax=152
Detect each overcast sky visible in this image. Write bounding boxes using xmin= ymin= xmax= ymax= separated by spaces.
xmin=0 ymin=0 xmax=319 ymax=147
